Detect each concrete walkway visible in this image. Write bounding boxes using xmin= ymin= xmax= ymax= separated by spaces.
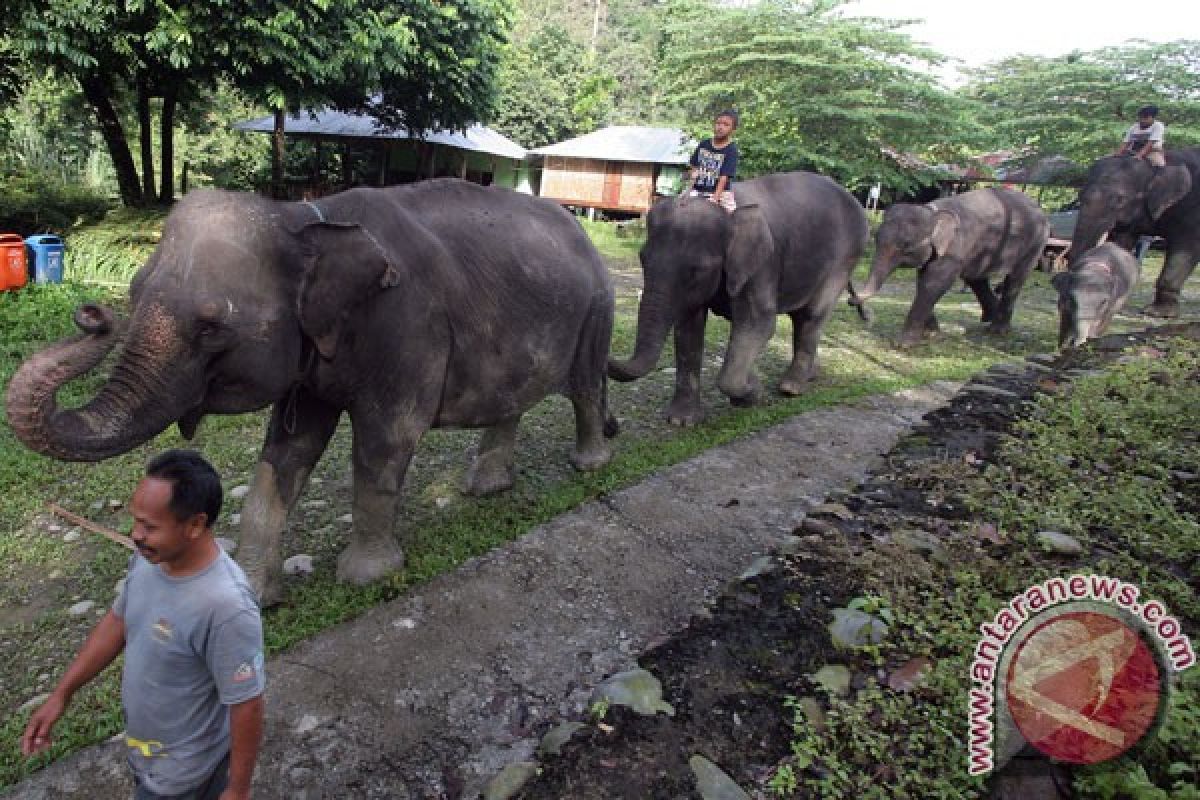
xmin=9 ymin=382 xmax=960 ymax=800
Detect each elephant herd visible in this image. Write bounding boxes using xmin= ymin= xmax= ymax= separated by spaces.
xmin=6 ymin=149 xmax=1199 ymax=603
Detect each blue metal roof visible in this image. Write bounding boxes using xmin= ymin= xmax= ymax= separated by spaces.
xmin=234 ymin=109 xmax=528 ymax=160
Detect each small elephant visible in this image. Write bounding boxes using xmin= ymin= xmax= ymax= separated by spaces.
xmin=607 ymin=171 xmax=869 ymax=426
xmin=1069 ymin=150 xmax=1197 ymax=317
xmin=6 ymin=180 xmax=616 ymax=604
xmin=850 ymin=187 xmax=1048 ymax=345
xmin=1053 ymin=243 xmax=1141 ymax=349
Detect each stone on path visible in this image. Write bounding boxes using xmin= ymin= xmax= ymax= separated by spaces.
xmin=1036 ymin=531 xmax=1083 ymax=556
xmin=283 ymin=554 xmax=314 ymax=576
xmin=538 ymin=722 xmax=585 ymax=756
xmin=689 ymin=755 xmax=750 ymax=800
xmin=67 ymin=601 xmax=96 ymax=617
xmin=591 ymin=668 xmax=675 ymax=717
xmin=829 ymin=608 xmax=888 ymax=649
xmin=229 ymin=485 xmax=251 ymax=500
xmin=62 ymin=530 xmax=81 ymax=543
xmin=811 ymin=665 xmax=852 ymax=696
xmin=482 ymin=762 xmax=539 ymax=800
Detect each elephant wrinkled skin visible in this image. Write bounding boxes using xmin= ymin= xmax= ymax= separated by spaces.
xmin=608 ymin=171 xmax=869 ymax=426
xmin=1053 ymin=243 xmax=1141 ymax=349
xmin=1068 ymin=149 xmax=1198 ymax=318
xmin=851 ymin=187 xmax=1048 ymax=346
xmin=5 ymin=180 xmax=617 ymax=604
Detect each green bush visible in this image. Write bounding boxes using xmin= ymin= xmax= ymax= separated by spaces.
xmin=0 ymin=171 xmax=112 ymax=237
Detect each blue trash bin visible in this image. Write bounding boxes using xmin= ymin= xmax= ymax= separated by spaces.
xmin=25 ymin=235 xmax=65 ymax=284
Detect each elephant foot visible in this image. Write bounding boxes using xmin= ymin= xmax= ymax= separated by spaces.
xmin=464 ymin=456 xmax=515 ymax=496
xmin=985 ymin=322 xmax=1012 ymax=336
xmin=895 ymin=330 xmax=926 ymax=348
xmin=665 ymin=398 xmax=705 ymax=427
xmin=1142 ymin=300 xmax=1180 ymax=319
xmin=570 ymin=441 xmax=612 ymax=472
xmin=778 ymin=376 xmax=813 ymax=396
xmin=244 ymin=565 xmax=285 ymax=608
xmin=336 ymin=537 xmax=406 ymax=586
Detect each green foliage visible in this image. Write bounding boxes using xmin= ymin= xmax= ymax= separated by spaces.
xmin=63 ymin=208 xmax=165 ymax=285
xmin=961 ymin=41 xmax=1200 ymax=165
xmin=491 ymin=26 xmax=597 ymax=147
xmin=0 ymin=171 xmax=111 ymax=237
xmin=658 ymin=0 xmax=970 ymax=190
xmin=4 ymin=0 xmax=512 ymax=205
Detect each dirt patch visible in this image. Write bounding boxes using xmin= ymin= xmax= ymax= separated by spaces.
xmin=515 ymin=322 xmax=1200 ymax=800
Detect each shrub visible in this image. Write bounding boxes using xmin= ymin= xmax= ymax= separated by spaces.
xmin=0 ymin=171 xmax=112 ymax=237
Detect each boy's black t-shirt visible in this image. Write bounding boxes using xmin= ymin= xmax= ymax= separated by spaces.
xmin=690 ymin=138 xmax=739 ymax=193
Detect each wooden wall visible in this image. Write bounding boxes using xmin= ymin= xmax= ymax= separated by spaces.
xmin=540 ymin=157 xmax=658 ymax=212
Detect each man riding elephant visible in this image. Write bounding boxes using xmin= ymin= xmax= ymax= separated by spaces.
xmin=1069 ymin=146 xmax=1198 ymax=318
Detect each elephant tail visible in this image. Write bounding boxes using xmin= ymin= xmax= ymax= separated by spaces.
xmin=846 ymin=280 xmax=873 ymax=323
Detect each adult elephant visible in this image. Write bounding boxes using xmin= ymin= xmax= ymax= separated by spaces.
xmin=608 ymin=171 xmax=869 ymax=426
xmin=849 ymin=188 xmax=1048 ymax=346
xmin=6 ymin=180 xmax=616 ymax=604
xmin=1068 ymin=149 xmax=1198 ymax=317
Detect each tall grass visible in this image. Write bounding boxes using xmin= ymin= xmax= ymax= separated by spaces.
xmin=63 ymin=210 xmax=165 ymax=285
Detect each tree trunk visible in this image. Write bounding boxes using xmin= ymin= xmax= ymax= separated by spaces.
xmin=159 ymin=89 xmax=176 ymax=202
xmin=80 ymin=74 xmax=143 ymax=207
xmin=137 ymin=77 xmax=155 ymax=202
xmin=272 ymin=108 xmax=286 ymax=199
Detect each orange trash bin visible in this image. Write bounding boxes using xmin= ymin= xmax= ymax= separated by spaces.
xmin=0 ymin=234 xmax=29 ymax=290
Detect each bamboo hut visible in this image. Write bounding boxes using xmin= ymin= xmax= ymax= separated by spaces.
xmin=531 ymin=126 xmax=692 ymax=214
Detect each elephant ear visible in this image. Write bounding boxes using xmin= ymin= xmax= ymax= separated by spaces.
xmin=929 ymin=209 xmax=960 ymax=259
xmin=298 ymin=222 xmax=401 ymax=359
xmin=724 ymin=204 xmax=774 ymax=297
xmin=1146 ymin=165 xmax=1192 ymax=220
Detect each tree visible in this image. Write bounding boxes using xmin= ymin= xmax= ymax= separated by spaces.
xmin=657 ymin=0 xmax=973 ymax=190
xmin=6 ymin=0 xmax=510 ymax=206
xmin=962 ymin=41 xmax=1200 ymax=165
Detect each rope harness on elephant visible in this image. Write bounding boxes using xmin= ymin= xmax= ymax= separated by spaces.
xmin=282 ymin=338 xmax=318 ymax=435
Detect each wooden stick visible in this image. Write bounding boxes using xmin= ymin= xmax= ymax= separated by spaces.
xmin=47 ymin=502 xmax=135 ymax=551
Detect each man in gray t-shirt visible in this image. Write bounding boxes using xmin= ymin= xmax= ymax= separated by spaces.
xmin=22 ymin=451 xmax=265 ymax=800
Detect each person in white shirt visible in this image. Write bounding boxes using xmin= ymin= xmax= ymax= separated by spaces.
xmin=1115 ymin=105 xmax=1165 ymax=167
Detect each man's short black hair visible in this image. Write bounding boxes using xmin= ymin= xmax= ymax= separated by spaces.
xmin=1138 ymin=105 xmax=1159 ymax=117
xmin=716 ymin=109 xmax=740 ymax=128
xmin=146 ymin=449 xmax=223 ymax=528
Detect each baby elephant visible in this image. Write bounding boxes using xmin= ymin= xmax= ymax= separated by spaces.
xmin=1053 ymin=243 xmax=1141 ymax=348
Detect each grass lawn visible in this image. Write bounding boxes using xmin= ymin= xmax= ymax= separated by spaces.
xmin=0 ymin=209 xmax=1196 ymax=789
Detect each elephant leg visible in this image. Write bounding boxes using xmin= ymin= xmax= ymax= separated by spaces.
xmin=899 ymin=262 xmax=958 ymax=346
xmin=989 ymin=257 xmax=1036 ymax=334
xmin=717 ymin=309 xmax=776 ymax=406
xmin=337 ymin=418 xmax=425 ymax=587
xmin=567 ymin=299 xmax=614 ymax=470
xmin=464 ymin=416 xmax=521 ymax=496
xmin=965 ymin=277 xmax=1000 ymax=323
xmin=1147 ymin=247 xmax=1197 ymax=317
xmin=780 ymin=309 xmax=825 ymax=395
xmin=569 ymin=396 xmax=613 ymax=471
xmin=239 ymin=390 xmax=342 ymax=606
xmin=665 ymin=307 xmax=708 ymax=426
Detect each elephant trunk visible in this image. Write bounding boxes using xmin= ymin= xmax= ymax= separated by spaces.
xmin=1067 ymin=208 xmax=1113 ymax=266
xmin=5 ymin=304 xmax=189 ymax=462
xmin=608 ymin=285 xmax=671 ymax=382
xmin=850 ymin=246 xmax=898 ymax=306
